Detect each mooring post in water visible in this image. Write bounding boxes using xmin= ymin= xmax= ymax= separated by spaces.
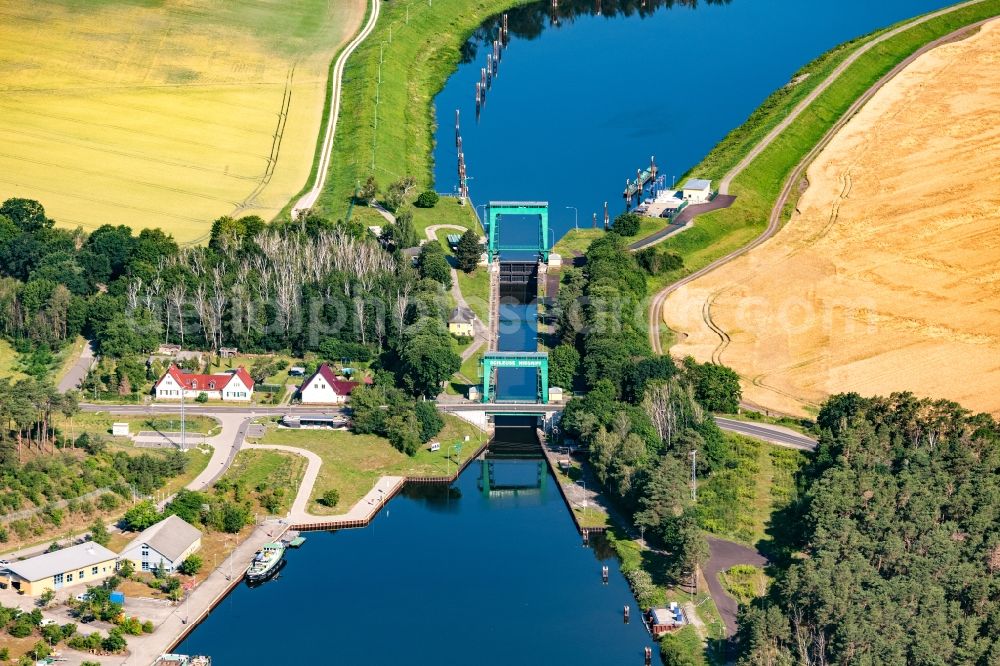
xmin=645 ymin=646 xmax=653 ymax=664
xmin=602 ymin=565 xmax=609 ymax=583
xmin=624 ymin=605 xmax=630 ymax=623
xmin=592 ymin=212 xmax=597 ymax=228
xmin=455 ymin=109 xmax=460 ymax=147
xmin=582 ymin=530 xmax=589 ymax=546
xmin=604 ymin=201 xmax=610 ymax=230
xmin=475 ymin=81 xmax=481 ymax=106
xmin=596 ymin=0 xmax=602 ymax=16
xmin=486 ymin=54 xmax=493 ymax=86
xmin=481 ymin=67 xmax=487 ymax=90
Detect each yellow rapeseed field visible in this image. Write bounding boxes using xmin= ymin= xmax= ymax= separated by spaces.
xmin=0 ymin=0 xmax=365 ymax=242
xmin=665 ymin=19 xmax=1000 ymax=417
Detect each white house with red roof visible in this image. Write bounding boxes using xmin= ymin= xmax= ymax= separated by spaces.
xmin=154 ymin=365 xmax=254 ymax=402
xmin=298 ymin=363 xmax=359 ymax=405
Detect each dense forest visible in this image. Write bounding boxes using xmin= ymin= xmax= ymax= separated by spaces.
xmin=737 ymin=393 xmax=1000 ymax=665
xmin=0 ymin=197 xmax=460 ymax=400
xmin=553 ymin=234 xmax=743 ymax=583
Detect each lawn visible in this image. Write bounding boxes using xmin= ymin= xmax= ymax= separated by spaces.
xmin=315 ymin=0 xmax=533 ymax=218
xmin=0 ymin=338 xmax=25 ymax=381
xmin=219 ymin=449 xmax=307 ymax=516
xmin=62 ymin=412 xmax=220 ymax=439
xmin=651 ymin=0 xmax=1000 ymax=315
xmin=696 ymin=434 xmax=807 ymax=548
xmin=0 ymin=0 xmax=366 ymax=240
xmin=258 ymin=415 xmax=487 ymax=514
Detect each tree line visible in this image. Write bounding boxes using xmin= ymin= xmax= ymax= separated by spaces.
xmin=0 ymin=197 xmax=461 ymax=403
xmin=736 ymin=393 xmax=1000 ymax=666
xmin=553 ymin=233 xmax=743 ymax=584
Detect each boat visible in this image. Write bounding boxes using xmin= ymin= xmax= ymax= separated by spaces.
xmin=288 ymin=536 xmax=306 ymax=548
xmin=245 ymin=542 xmax=285 ymax=583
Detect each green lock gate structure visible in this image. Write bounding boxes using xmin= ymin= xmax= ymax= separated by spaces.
xmin=481 ymin=352 xmax=549 ymax=404
xmin=485 ymin=201 xmax=550 ymax=263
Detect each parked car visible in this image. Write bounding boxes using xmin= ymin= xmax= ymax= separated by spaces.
xmin=0 ymin=559 xmax=10 ymax=568
xmin=40 ymin=618 xmax=59 ymax=627
xmin=74 ymin=592 xmax=91 ymax=602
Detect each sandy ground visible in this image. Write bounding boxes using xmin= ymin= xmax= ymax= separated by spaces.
xmin=664 ymin=19 xmax=1000 ymax=417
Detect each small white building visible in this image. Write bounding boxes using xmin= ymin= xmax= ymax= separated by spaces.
xmin=298 ymin=364 xmax=359 ymax=405
xmin=118 ymin=515 xmax=202 ymax=574
xmin=681 ymin=179 xmax=713 ymax=204
xmin=154 ymin=365 xmax=254 ymax=402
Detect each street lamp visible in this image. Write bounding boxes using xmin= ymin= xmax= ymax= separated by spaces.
xmin=565 ymin=206 xmax=578 ymax=230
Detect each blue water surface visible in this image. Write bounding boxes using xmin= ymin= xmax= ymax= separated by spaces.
xmin=433 ymin=0 xmax=956 ymax=244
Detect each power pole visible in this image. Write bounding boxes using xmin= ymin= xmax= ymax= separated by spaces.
xmin=180 ymin=388 xmax=187 ymax=451
xmin=690 ymin=449 xmax=697 ymax=502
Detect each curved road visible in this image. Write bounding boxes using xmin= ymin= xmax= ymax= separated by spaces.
xmin=649 ymin=0 xmax=994 ymax=355
xmin=292 ymin=0 xmax=381 ymax=217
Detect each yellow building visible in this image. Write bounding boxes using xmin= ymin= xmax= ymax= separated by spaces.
xmin=448 ymin=306 xmax=476 ymax=337
xmin=3 ymin=542 xmax=117 ymax=596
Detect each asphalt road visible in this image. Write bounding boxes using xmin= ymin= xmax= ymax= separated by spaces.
xmin=705 ymin=536 xmax=768 ymax=637
xmin=714 ymin=416 xmax=816 ymax=451
xmin=57 ymin=339 xmax=95 ymax=393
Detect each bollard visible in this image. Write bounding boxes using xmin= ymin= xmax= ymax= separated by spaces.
xmin=624 ymin=604 xmax=630 ymax=624
xmin=602 ymin=565 xmax=609 ymax=583
xmin=644 ymin=646 xmax=652 ymax=664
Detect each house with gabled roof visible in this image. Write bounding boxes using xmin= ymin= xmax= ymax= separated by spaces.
xmin=153 ymin=365 xmax=254 ymax=401
xmin=118 ymin=515 xmax=202 ymax=574
xmin=298 ymin=363 xmax=359 ymax=405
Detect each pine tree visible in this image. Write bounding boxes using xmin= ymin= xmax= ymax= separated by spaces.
xmin=455 ymin=229 xmax=481 ymax=273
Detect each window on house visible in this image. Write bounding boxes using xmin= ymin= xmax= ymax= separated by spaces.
xmin=66 ymin=573 xmax=73 ymax=582
xmin=92 ymin=566 xmax=98 ymax=575
xmin=79 ymin=569 xmax=85 ymax=578
xmin=142 ymin=562 xmax=149 ymax=571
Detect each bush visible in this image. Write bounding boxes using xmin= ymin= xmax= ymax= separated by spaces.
xmin=122 ymin=501 xmax=159 ymax=531
xmin=117 ymin=559 xmax=134 ymax=578
xmin=194 ymin=392 xmax=209 ymax=403
xmin=142 ymin=620 xmax=154 ymax=634
xmin=318 ymin=489 xmax=340 ymax=507
xmin=611 ymin=212 xmax=641 ymax=236
xmin=97 ymin=493 xmax=120 ymax=511
xmin=414 ymin=401 xmax=444 ymax=443
xmin=414 ymin=191 xmax=439 ymax=208
xmin=89 ymin=519 xmax=110 ymax=546
xmin=177 ymin=554 xmax=203 ymax=576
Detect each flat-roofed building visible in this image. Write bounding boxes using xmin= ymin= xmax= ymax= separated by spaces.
xmin=3 ymin=542 xmax=117 ymax=595
xmin=681 ymin=178 xmax=713 ymax=204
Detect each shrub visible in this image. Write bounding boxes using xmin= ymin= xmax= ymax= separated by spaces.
xmin=97 ymin=493 xmax=120 ymax=511
xmin=177 ymin=554 xmax=203 ymax=576
xmin=142 ymin=620 xmax=154 ymax=634
xmin=117 ymin=560 xmax=134 ymax=579
xmin=414 ymin=190 xmax=439 ymax=208
xmin=318 ymin=489 xmax=340 ymax=508
xmin=194 ymin=392 xmax=209 ymax=403
xmin=611 ymin=212 xmax=641 ymax=236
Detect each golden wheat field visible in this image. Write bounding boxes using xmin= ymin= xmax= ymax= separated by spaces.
xmin=664 ymin=19 xmax=1000 ymax=417
xmin=0 ymin=0 xmax=365 ymax=242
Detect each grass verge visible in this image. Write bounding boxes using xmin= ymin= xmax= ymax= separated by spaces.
xmin=257 ymin=415 xmax=486 ymax=513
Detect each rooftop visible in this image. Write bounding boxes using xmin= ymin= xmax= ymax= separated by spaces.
xmin=5 ymin=542 xmax=117 ymax=582
xmin=449 ymin=306 xmax=475 ymax=324
xmin=122 ymin=514 xmax=202 ymax=562
xmin=682 ymin=178 xmax=712 ymax=191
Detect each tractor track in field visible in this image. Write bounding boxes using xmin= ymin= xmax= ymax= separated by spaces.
xmin=649 ymin=3 xmax=996 ymax=360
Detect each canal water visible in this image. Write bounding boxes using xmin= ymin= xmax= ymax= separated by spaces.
xmin=180 ymin=0 xmax=959 ymax=661
xmin=433 ymin=0 xmax=957 ymax=244
xmin=176 ymin=449 xmax=655 ymax=663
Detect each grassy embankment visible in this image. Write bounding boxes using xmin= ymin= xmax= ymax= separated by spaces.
xmin=219 ymin=449 xmax=307 ymax=516
xmin=644 ymin=0 xmax=1000 ymax=297
xmin=697 ymin=434 xmax=806 ymax=549
xmin=63 ymin=412 xmax=221 ymax=439
xmin=253 ymin=414 xmax=486 ymax=514
xmin=313 ymin=0 xmax=530 ymax=225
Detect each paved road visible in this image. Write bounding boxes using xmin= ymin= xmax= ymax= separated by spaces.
xmin=291 ymin=0 xmax=381 ymax=216
xmin=57 ymin=339 xmax=95 ymax=393
xmin=704 ymin=535 xmax=768 ymax=637
xmin=649 ymin=2 xmax=995 ymax=356
xmin=80 ymin=403 xmax=347 ymax=416
xmin=628 ymin=195 xmax=737 ymax=251
xmin=715 ymin=417 xmax=816 ymax=451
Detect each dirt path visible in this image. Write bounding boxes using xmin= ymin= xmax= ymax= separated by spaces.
xmin=648 ymin=1 xmax=995 ymax=355
xmin=292 ymin=0 xmax=381 ymax=216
